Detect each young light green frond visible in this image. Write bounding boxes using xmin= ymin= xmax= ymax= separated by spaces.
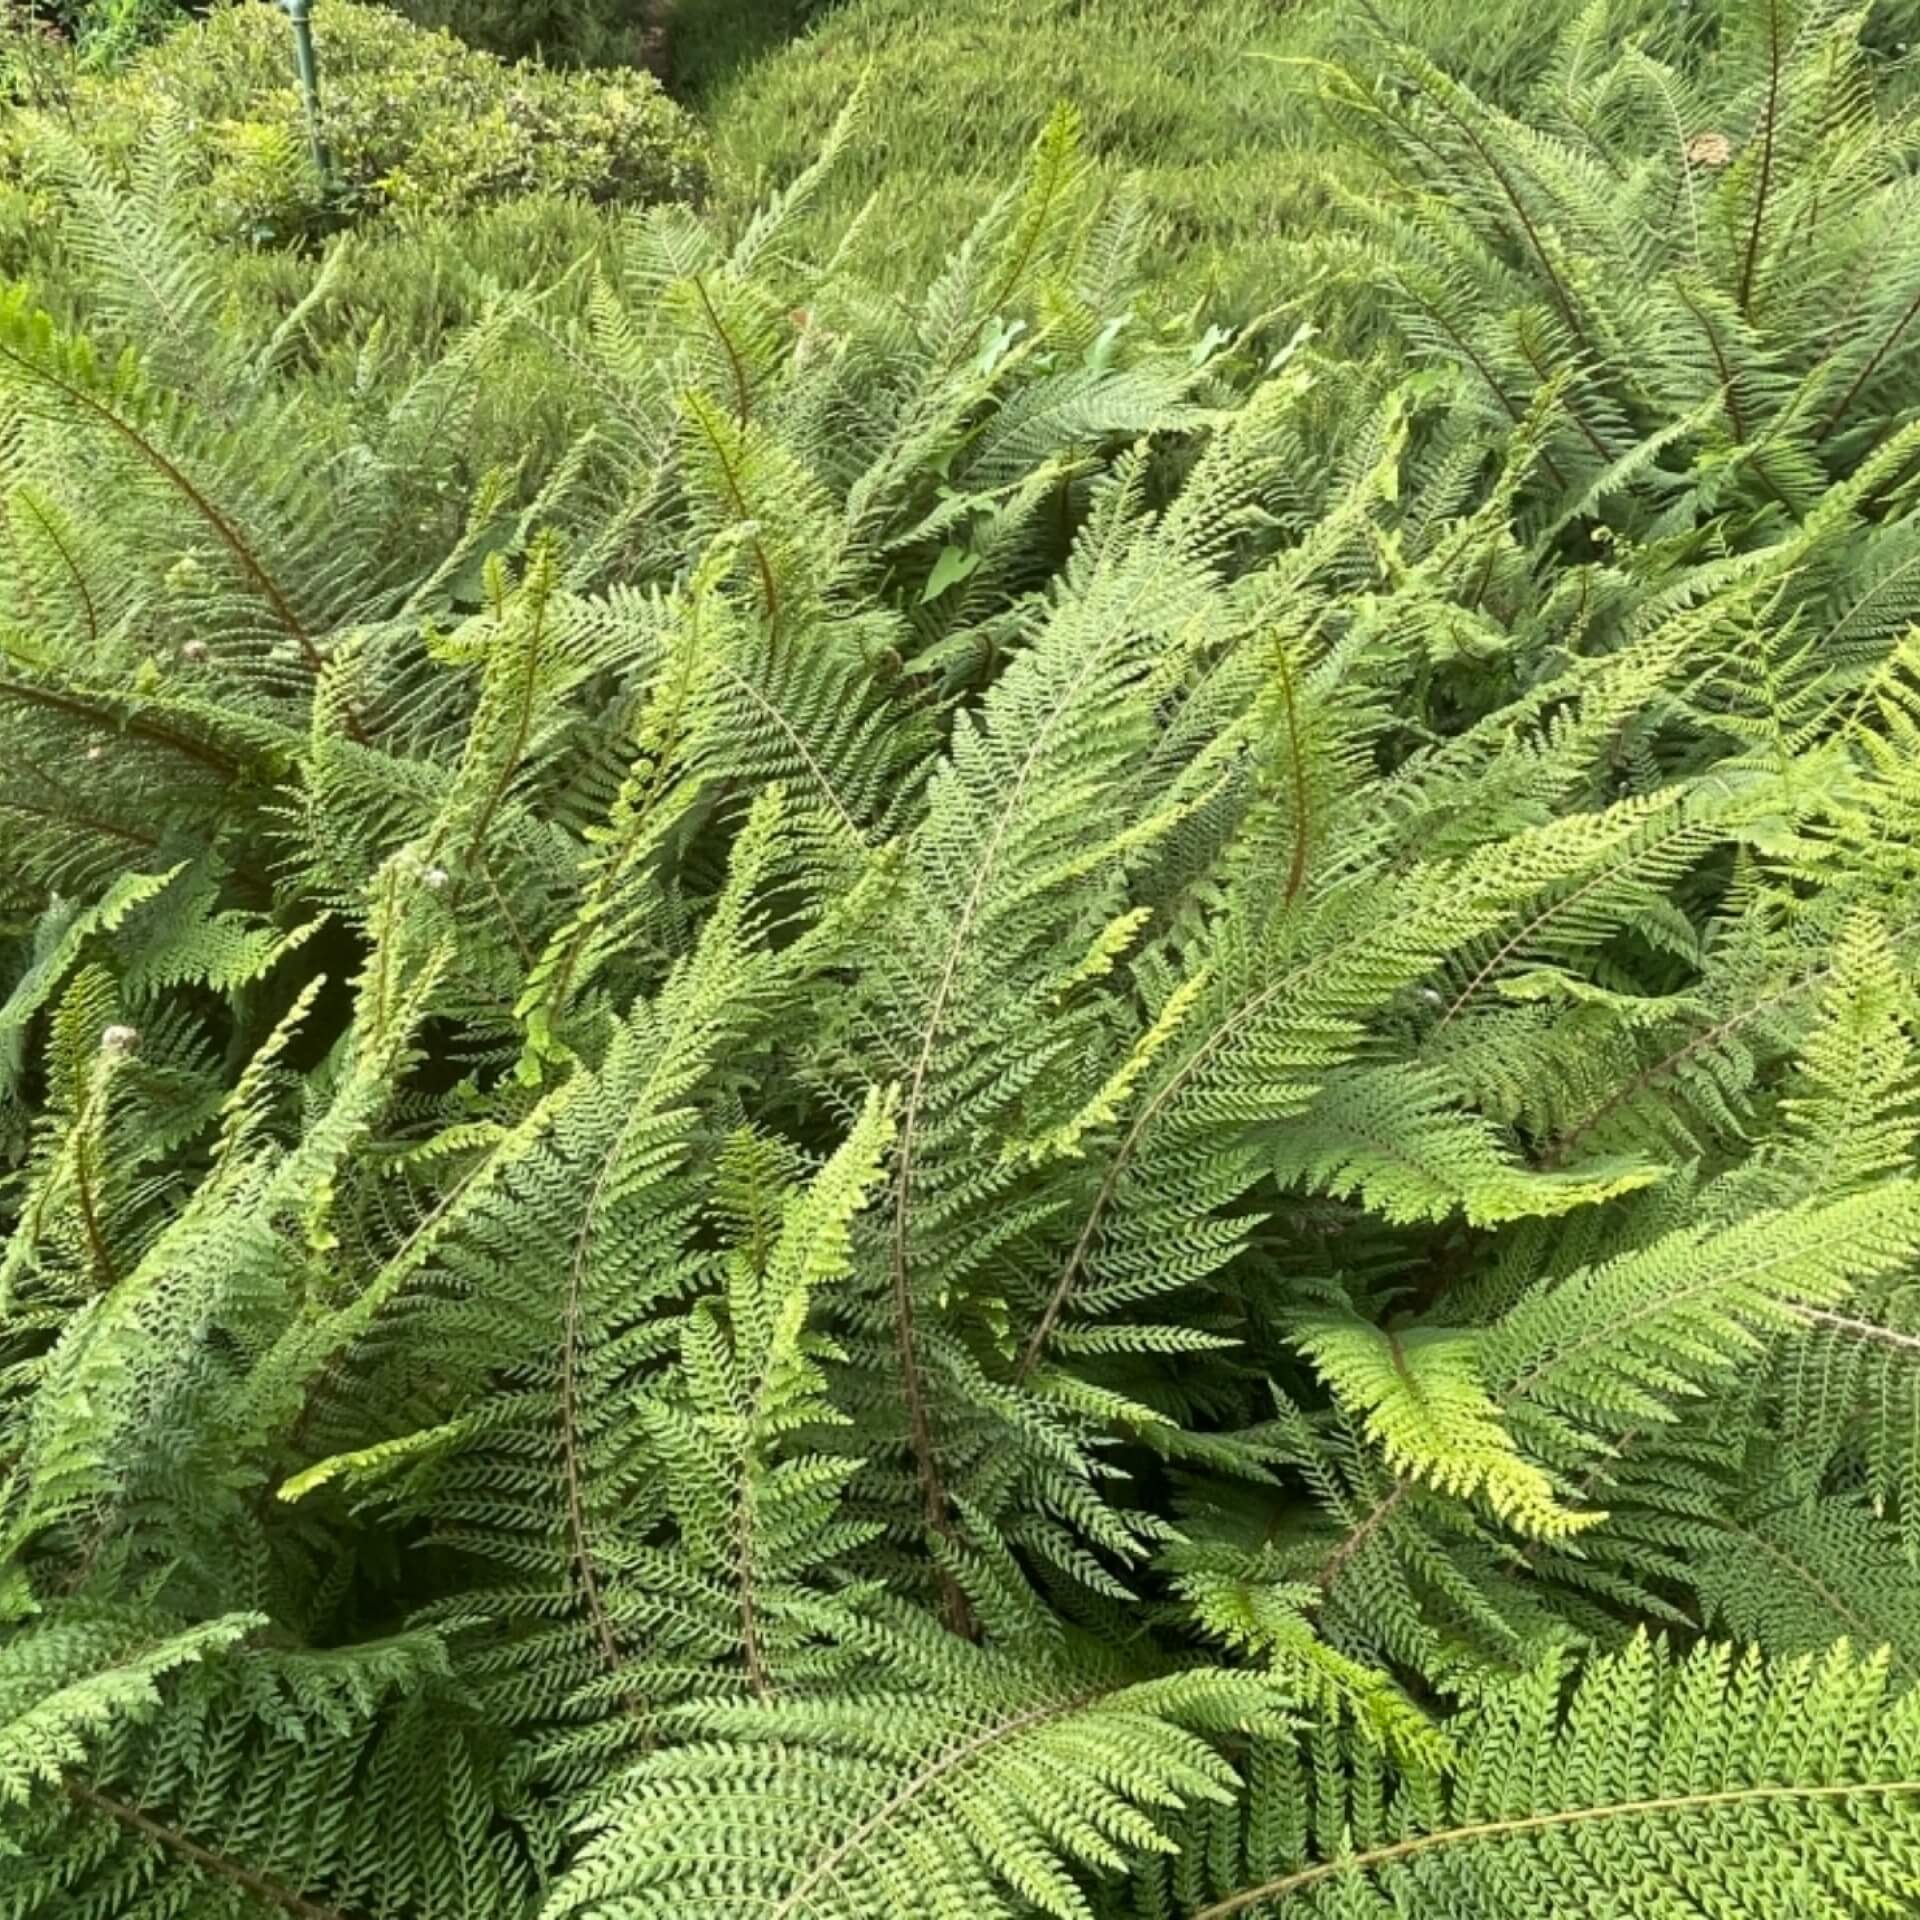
xmin=1292 ymin=1311 xmax=1594 ymax=1538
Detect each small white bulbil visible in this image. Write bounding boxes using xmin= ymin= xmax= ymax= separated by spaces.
xmin=100 ymin=1025 xmax=141 ymax=1058
xmin=421 ymin=865 xmax=450 ymax=891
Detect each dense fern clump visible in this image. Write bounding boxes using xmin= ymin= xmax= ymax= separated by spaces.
xmin=6 ymin=4 xmax=1920 ymax=1916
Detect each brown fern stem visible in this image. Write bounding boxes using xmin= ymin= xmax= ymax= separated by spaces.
xmin=1795 ymin=1305 xmax=1920 ymax=1353
xmin=1313 ymin=1479 xmax=1412 ymax=1593
xmin=948 ymin=123 xmax=1076 ymax=373
xmin=475 ymin=852 xmax=535 ymax=969
xmin=1738 ymin=0 xmax=1782 ymax=318
xmin=1672 ymin=281 xmax=1747 ymax=444
xmin=1467 ymin=538 xmax=1499 ymax=612
xmin=1669 ymin=280 xmax=1799 ymax=516
xmin=0 ymin=346 xmax=310 ymax=653
xmin=0 ymin=340 xmax=372 ymax=742
xmin=893 ymin=630 xmax=1126 ymax=1633
xmin=685 ymin=393 xmax=781 ymax=631
xmin=1816 ymin=283 xmax=1920 ymax=446
xmin=11 ymin=488 xmax=98 ymax=647
xmin=1500 ymin=1228 xmax=1877 ymax=1413
xmin=0 ymin=795 xmax=160 ymax=851
xmin=1539 ymin=956 xmax=1841 ymax=1169
xmin=72 ymin=1128 xmax=117 ymax=1293
xmin=1019 ymin=928 xmax=1374 ymax=1380
xmin=563 ymin=1124 xmax=639 ymax=1681
xmin=1433 ymin=811 xmax=1699 ymax=1034
xmin=733 ymin=1404 xmax=773 ymax=1698
xmin=1276 ymin=641 xmax=1310 ymax=908
xmin=1321 ymin=1216 xmax=1811 ymax=1588
xmin=0 ymin=677 xmax=240 ymax=777
xmin=717 ymin=662 xmax=864 ymax=842
xmin=692 ymin=273 xmax=752 ymax=425
xmin=1413 ymin=82 xmax=1596 ymax=369
xmin=1512 ymin=323 xmax=1612 ymax=466
xmin=64 ymin=1781 xmax=355 ymax=1920
xmin=1731 ymin=1517 xmax=1898 ymax=1671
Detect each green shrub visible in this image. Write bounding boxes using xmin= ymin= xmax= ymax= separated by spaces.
xmin=2 ymin=0 xmax=704 ymax=248
xmin=0 ymin=17 xmax=636 ymax=355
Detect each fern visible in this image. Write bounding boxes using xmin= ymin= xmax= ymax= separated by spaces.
xmin=1128 ymin=1636 xmax=1920 ymax=1919
xmin=3 ymin=13 xmax=1920 ymax=1919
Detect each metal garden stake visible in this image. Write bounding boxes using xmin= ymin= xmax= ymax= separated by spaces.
xmin=281 ymin=0 xmax=334 ymax=183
